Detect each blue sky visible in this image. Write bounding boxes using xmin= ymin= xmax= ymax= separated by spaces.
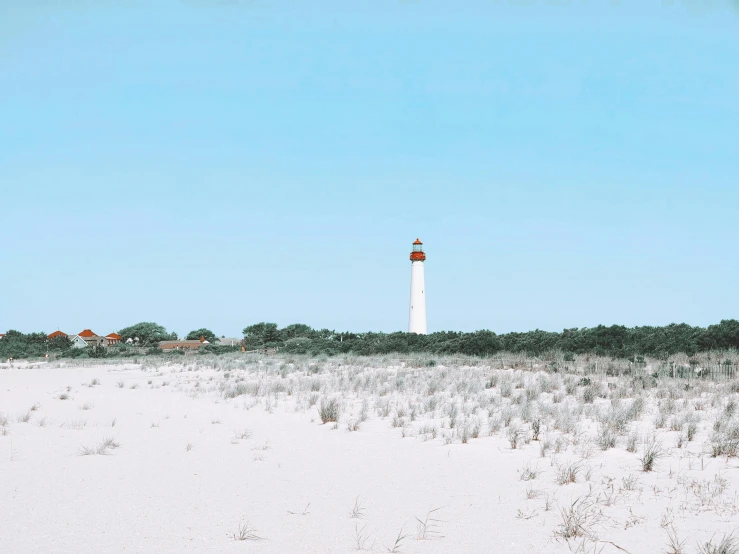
xmin=1 ymin=1 xmax=738 ymax=337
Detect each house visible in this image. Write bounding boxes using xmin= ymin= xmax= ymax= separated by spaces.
xmin=50 ymin=328 xmax=120 ymax=348
xmin=83 ymin=336 xmax=107 ymax=348
xmin=73 ymin=330 xmax=107 ymax=348
xmin=69 ymin=335 xmax=89 ymax=349
xmin=159 ymin=340 xmax=205 ymax=351
xmin=217 ymin=337 xmax=242 ymax=347
xmin=0 ymin=333 xmax=5 ymax=339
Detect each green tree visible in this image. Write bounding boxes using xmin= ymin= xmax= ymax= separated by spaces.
xmin=263 ymin=324 xmax=281 ymax=345
xmin=118 ymin=322 xmax=171 ymax=347
xmin=0 ymin=330 xmax=47 ymax=358
xmin=185 ymin=328 xmax=218 ymax=344
xmin=280 ymin=323 xmax=315 ymax=341
xmin=48 ymin=335 xmax=73 ymax=351
xmin=703 ymin=319 xmax=739 ymax=350
xmin=242 ymin=322 xmax=278 ymax=348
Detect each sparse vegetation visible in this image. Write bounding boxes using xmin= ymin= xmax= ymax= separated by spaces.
xmin=349 ymin=497 xmax=366 ymax=519
xmin=665 ymin=526 xmax=688 ymax=554
xmin=5 ymin=349 xmax=739 ymax=553
xmin=385 ymin=525 xmax=409 ymax=553
xmin=696 ymin=533 xmax=739 ymax=554
xmin=554 ymin=495 xmax=601 ymax=540
xmin=519 ymin=461 xmax=539 ymax=481
xmin=555 ymin=461 xmax=581 ymax=485
xmin=232 ymin=520 xmax=262 ymax=541
xmin=352 ymin=522 xmax=373 ymax=551
xmin=79 ymin=437 xmax=120 ymax=456
xmin=233 ymin=427 xmax=252 ymax=440
xmin=319 ymin=397 xmax=341 ymax=424
xmin=414 ymin=507 xmax=444 ymax=540
xmin=640 ymin=437 xmax=662 ymax=472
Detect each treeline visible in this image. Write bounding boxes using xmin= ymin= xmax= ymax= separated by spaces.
xmin=0 ymin=331 xmax=135 ymax=360
xmin=3 ymin=320 xmax=738 ymax=360
xmin=244 ymin=320 xmax=739 ymax=359
xmin=0 ymin=330 xmax=72 ymax=359
xmin=0 ymin=322 xmax=236 ymax=360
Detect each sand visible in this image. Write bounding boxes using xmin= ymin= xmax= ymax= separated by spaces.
xmin=1 ymin=357 xmax=737 ymax=553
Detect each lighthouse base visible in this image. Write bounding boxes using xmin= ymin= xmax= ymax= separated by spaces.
xmin=408 ymin=260 xmax=427 ymax=334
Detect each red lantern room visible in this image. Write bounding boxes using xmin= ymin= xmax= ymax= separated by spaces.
xmin=410 ymin=238 xmax=426 ymax=262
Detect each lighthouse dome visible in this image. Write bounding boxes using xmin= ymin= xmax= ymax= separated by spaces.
xmin=410 ymin=238 xmax=426 ymax=261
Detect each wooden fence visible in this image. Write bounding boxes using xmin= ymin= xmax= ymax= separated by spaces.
xmin=481 ymin=358 xmax=737 ymax=380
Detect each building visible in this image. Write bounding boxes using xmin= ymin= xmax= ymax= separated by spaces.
xmin=78 ymin=330 xmax=107 ymax=347
xmin=159 ymin=340 xmax=205 ymax=351
xmin=69 ymin=335 xmax=89 ymax=349
xmin=66 ymin=329 xmax=108 ymax=348
xmin=48 ymin=329 xmax=120 ymax=348
xmin=408 ymin=238 xmax=427 ymax=334
xmin=217 ymin=337 xmax=242 ymax=347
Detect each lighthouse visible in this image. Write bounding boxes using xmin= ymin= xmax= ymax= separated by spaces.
xmin=408 ymin=238 xmax=427 ymax=334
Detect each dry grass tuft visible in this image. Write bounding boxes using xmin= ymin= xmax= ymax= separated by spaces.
xmin=349 ymin=497 xmax=366 ymax=519
xmin=414 ymin=507 xmax=444 ymax=540
xmin=79 ymin=437 xmax=120 ymax=456
xmin=665 ymin=526 xmax=688 ymax=554
xmin=555 ymin=461 xmax=582 ymax=485
xmin=554 ymin=495 xmax=601 ymax=540
xmin=385 ymin=525 xmax=409 ymax=553
xmin=696 ymin=533 xmax=739 ymax=554
xmin=233 ymin=428 xmax=253 ymax=440
xmin=640 ymin=437 xmax=662 ymax=472
xmin=232 ymin=520 xmax=263 ymax=541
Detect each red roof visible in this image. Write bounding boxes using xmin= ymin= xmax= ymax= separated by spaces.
xmin=78 ymin=329 xmax=97 ymax=338
xmin=106 ymin=333 xmax=122 ymax=340
xmin=48 ymin=330 xmax=67 ymax=339
xmin=413 ymin=238 xmax=423 ymax=245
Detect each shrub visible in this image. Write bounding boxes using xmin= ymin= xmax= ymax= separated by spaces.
xmin=87 ymin=345 xmax=107 ymax=359
xmin=710 ymin=422 xmax=739 ymax=458
xmin=686 ymin=421 xmax=698 ymax=442
xmin=597 ymin=426 xmax=616 ymax=450
xmin=531 ymin=419 xmax=541 ymax=441
xmin=318 ymin=398 xmax=340 ymax=424
xmin=640 ymin=437 xmax=662 ymax=471
xmin=507 ymin=422 xmax=523 ymax=449
xmin=582 ymin=384 xmax=599 ymax=404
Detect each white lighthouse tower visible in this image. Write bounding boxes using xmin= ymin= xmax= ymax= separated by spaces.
xmin=408 ymin=238 xmax=427 ymax=334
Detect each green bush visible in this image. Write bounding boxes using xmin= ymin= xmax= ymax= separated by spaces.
xmin=88 ymin=345 xmax=107 ymax=359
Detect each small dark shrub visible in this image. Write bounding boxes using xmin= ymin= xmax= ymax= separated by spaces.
xmin=319 ymin=398 xmax=341 ymax=424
